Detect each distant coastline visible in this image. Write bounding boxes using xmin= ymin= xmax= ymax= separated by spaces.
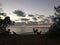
xmin=9 ymin=24 xmax=51 ymax=28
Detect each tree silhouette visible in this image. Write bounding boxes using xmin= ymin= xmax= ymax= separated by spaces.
xmin=45 ymin=5 xmax=60 ymax=36
xmin=0 ymin=16 xmax=14 ymax=35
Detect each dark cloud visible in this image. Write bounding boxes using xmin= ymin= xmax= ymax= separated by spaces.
xmin=13 ymin=10 xmax=25 ymax=17
xmin=28 ymin=14 xmax=34 ymax=17
xmin=32 ymin=17 xmax=37 ymax=20
xmin=21 ymin=18 xmax=29 ymax=21
xmin=0 ymin=13 xmax=6 ymax=16
xmin=37 ymin=15 xmax=44 ymax=19
xmin=38 ymin=17 xmax=41 ymax=19
xmin=0 ymin=8 xmax=6 ymax=16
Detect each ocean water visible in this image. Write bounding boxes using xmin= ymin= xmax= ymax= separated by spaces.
xmin=7 ymin=27 xmax=49 ymax=34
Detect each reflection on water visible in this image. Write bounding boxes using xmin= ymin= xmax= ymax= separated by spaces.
xmin=7 ymin=27 xmax=49 ymax=34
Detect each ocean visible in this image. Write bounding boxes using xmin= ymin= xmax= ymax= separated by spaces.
xmin=7 ymin=26 xmax=50 ymax=34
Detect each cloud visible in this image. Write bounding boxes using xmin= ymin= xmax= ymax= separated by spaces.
xmin=21 ymin=18 xmax=29 ymax=21
xmin=13 ymin=10 xmax=25 ymax=17
xmin=32 ymin=17 xmax=37 ymax=20
xmin=28 ymin=14 xmax=34 ymax=17
xmin=0 ymin=13 xmax=6 ymax=16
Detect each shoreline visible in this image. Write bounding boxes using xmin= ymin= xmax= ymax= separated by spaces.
xmin=8 ymin=25 xmax=51 ymax=28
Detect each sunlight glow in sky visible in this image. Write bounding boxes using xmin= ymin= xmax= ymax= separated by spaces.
xmin=0 ymin=0 xmax=60 ymax=22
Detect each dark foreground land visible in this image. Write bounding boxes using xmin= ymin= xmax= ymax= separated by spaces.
xmin=0 ymin=34 xmax=60 ymax=45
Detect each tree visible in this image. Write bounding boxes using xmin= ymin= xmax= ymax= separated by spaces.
xmin=0 ymin=16 xmax=14 ymax=35
xmin=45 ymin=5 xmax=60 ymax=36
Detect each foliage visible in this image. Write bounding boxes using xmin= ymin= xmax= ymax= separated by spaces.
xmin=45 ymin=5 xmax=60 ymax=36
xmin=0 ymin=16 xmax=15 ymax=35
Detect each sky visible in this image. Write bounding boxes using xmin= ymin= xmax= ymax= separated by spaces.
xmin=0 ymin=0 xmax=60 ymax=22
